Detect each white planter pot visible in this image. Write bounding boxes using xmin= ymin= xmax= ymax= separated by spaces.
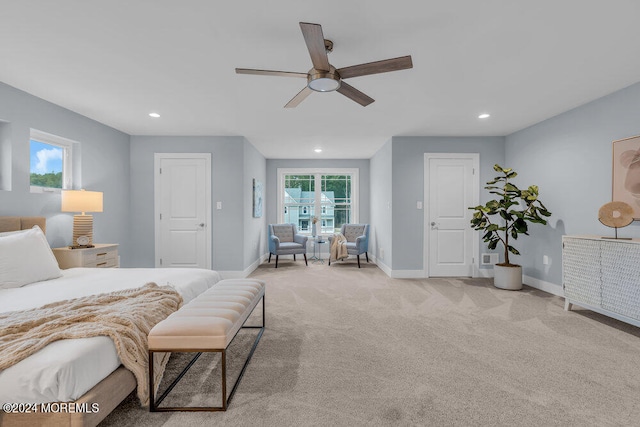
xmin=493 ymin=264 xmax=522 ymax=290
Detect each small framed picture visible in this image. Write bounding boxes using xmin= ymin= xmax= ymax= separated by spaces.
xmin=253 ymin=179 xmax=263 ymax=218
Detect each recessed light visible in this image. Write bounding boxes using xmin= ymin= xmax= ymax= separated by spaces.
xmin=149 ymin=112 xmax=160 ymax=118
xmin=478 ymin=113 xmax=490 ymax=119
xmin=314 ymin=148 xmax=322 ymax=153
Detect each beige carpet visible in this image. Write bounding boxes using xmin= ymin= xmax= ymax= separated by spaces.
xmin=101 ymin=259 xmax=640 ymax=426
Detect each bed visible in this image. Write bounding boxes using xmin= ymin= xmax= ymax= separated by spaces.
xmin=0 ymin=217 xmax=221 ymax=426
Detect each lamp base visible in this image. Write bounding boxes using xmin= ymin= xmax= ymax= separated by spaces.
xmin=72 ymin=214 xmax=94 ymax=246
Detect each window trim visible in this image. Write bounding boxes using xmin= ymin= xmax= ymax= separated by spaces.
xmin=29 ymin=129 xmax=77 ymax=193
xmin=277 ymin=168 xmax=359 ymax=233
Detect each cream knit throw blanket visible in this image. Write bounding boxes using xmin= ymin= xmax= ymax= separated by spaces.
xmin=330 ymin=233 xmax=349 ymax=261
xmin=0 ymin=282 xmax=182 ymax=406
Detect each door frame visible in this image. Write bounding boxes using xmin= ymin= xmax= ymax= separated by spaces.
xmin=423 ymin=153 xmax=480 ymax=278
xmin=154 ymin=153 xmax=212 ymax=268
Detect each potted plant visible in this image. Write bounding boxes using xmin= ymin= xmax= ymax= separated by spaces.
xmin=469 ymin=165 xmax=551 ymax=290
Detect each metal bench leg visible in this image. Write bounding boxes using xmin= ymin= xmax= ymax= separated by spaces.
xmin=221 ymin=350 xmax=227 ymax=410
xmin=149 ymin=350 xmax=155 ymax=411
xmin=149 ymin=295 xmax=265 ymax=412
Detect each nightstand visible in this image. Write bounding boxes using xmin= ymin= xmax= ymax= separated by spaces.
xmin=52 ymin=244 xmax=119 ymax=269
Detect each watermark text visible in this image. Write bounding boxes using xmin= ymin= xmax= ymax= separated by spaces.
xmin=2 ymin=402 xmax=99 ymax=414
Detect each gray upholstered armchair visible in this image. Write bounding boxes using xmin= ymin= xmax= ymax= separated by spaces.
xmin=268 ymin=224 xmax=308 ymax=268
xmin=328 ymin=224 xmax=370 ymax=268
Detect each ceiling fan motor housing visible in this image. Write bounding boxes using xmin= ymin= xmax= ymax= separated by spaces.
xmin=307 ymin=65 xmax=341 ymax=92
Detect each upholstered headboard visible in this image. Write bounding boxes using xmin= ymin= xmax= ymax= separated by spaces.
xmin=0 ymin=216 xmax=47 ymax=234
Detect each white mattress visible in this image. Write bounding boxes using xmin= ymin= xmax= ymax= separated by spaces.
xmin=0 ymin=267 xmax=221 ymax=403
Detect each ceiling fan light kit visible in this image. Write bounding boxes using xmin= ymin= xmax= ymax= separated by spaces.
xmin=307 ymin=66 xmax=341 ymax=92
xmin=236 ymin=22 xmax=413 ymax=107
xmin=308 ymin=77 xmax=340 ymax=92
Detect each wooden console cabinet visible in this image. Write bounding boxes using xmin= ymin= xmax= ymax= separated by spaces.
xmin=563 ymin=235 xmax=640 ymax=328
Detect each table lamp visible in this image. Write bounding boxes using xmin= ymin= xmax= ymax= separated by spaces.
xmin=61 ymin=189 xmax=103 ymax=248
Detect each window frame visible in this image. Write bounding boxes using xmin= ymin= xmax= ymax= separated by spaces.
xmin=29 ymin=129 xmax=76 ymax=193
xmin=277 ymin=168 xmax=359 ymax=234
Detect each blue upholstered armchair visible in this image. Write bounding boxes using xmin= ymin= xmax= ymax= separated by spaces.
xmin=328 ymin=224 xmax=370 ymax=268
xmin=268 ymin=224 xmax=308 ymax=268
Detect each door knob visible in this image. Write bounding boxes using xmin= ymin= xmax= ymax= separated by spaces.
xmin=431 ymin=222 xmax=436 ymax=226
xmin=198 ymin=223 xmax=205 ymax=228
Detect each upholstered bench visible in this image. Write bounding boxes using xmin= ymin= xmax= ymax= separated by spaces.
xmin=148 ymin=278 xmax=265 ymax=411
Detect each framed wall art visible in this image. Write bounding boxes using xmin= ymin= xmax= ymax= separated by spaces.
xmin=253 ymin=178 xmax=263 ymax=218
xmin=612 ymin=135 xmax=640 ymax=220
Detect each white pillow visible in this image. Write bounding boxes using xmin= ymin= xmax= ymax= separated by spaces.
xmin=0 ymin=225 xmax=62 ymax=289
xmin=0 ymin=228 xmax=31 ymax=237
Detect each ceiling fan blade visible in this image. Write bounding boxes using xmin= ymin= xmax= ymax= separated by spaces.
xmin=337 ymin=82 xmax=375 ymax=107
xmin=337 ymin=55 xmax=413 ymax=79
xmin=235 ymin=68 xmax=308 ymax=78
xmin=300 ymin=22 xmax=330 ymax=72
xmin=284 ymin=86 xmax=313 ymax=108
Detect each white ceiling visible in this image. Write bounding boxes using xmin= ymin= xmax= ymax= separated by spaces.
xmin=2 ymin=1 xmax=640 ymax=159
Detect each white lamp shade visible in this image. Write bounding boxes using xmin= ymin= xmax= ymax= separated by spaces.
xmin=61 ymin=190 xmax=103 ymax=213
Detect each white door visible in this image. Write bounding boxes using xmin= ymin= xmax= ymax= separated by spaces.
xmin=154 ymin=153 xmax=211 ymax=268
xmin=425 ymin=154 xmax=478 ymax=277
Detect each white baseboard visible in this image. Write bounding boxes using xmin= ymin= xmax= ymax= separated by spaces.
xmin=523 ymin=274 xmax=564 ymax=297
xmin=370 ymin=262 xmax=563 ymax=297
xmin=474 ymin=267 xmax=494 ymax=278
xmin=217 ymin=270 xmax=246 ymax=279
xmin=369 ymin=256 xmax=425 ymax=279
xmin=471 ymin=268 xmax=562 ymax=297
xmin=391 ymin=270 xmax=425 ymax=279
xmin=370 ymin=256 xmax=392 ymax=277
xmin=218 ymin=253 xmax=269 ymax=279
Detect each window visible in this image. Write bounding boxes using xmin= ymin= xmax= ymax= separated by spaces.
xmin=29 ymin=129 xmax=75 ymax=193
xmin=278 ymin=168 xmax=358 ymax=234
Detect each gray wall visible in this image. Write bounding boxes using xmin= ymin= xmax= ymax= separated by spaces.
xmin=265 ymin=158 xmax=371 ymax=232
xmin=506 ymin=81 xmax=640 ymax=287
xmin=370 ymin=139 xmax=393 ymax=269
xmin=390 ymin=136 xmax=506 ymax=271
xmin=6 ymin=74 xmax=638 ymax=282
xmin=129 ymin=136 xmax=250 ymax=271
xmin=0 ymin=82 xmax=131 ymax=260
xmin=243 ymin=140 xmax=267 ymax=268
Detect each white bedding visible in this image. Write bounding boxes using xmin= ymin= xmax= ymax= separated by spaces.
xmin=0 ymin=267 xmax=221 ymax=403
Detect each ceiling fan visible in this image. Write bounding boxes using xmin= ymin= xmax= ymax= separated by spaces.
xmin=236 ymin=22 xmax=413 ymax=108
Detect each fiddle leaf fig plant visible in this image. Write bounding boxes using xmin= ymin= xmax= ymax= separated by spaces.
xmin=469 ymin=164 xmax=551 ymax=266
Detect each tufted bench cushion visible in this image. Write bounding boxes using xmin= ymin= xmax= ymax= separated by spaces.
xmin=148 ymin=278 xmax=265 ymax=411
xmin=148 ymin=279 xmax=264 ymax=350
